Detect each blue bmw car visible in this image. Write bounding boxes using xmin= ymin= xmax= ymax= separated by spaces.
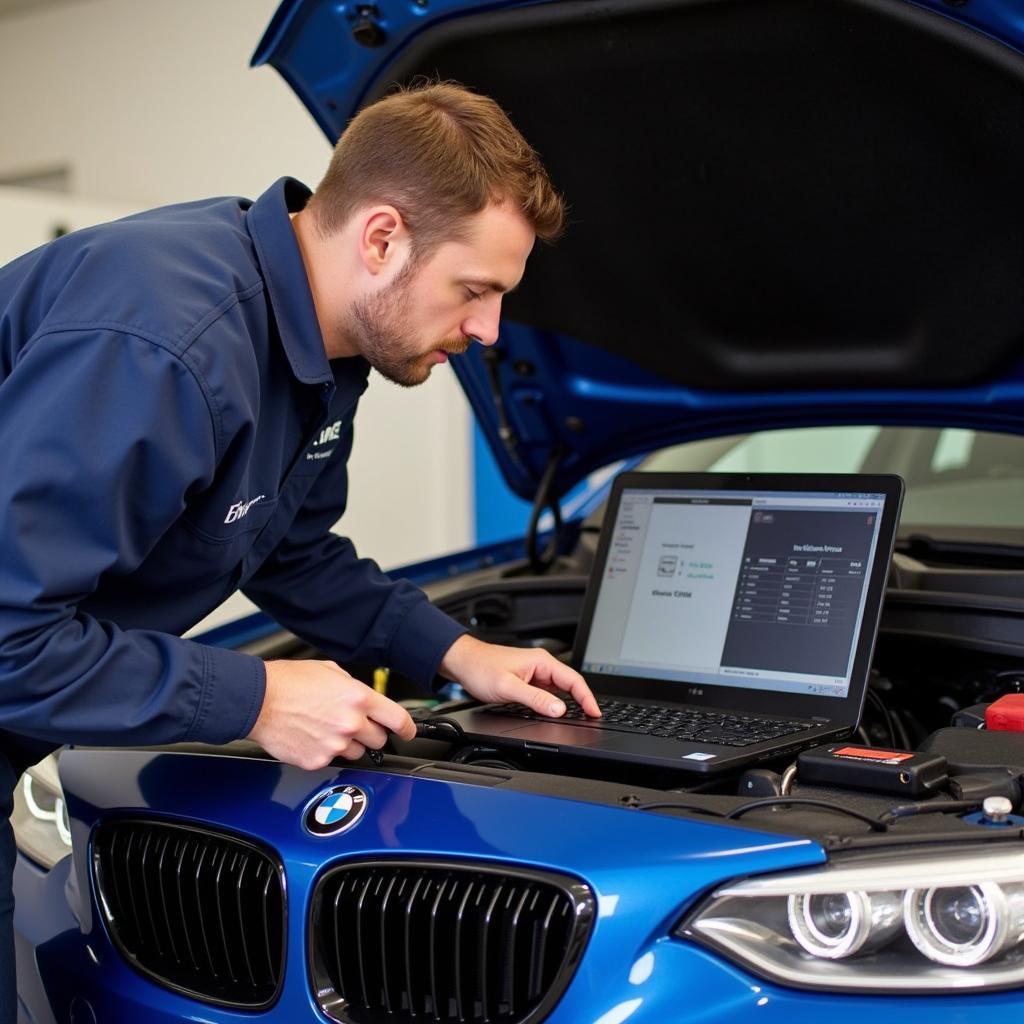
xmin=13 ymin=0 xmax=1024 ymax=1020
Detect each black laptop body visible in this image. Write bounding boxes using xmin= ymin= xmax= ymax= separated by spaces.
xmin=443 ymin=471 xmax=904 ymax=775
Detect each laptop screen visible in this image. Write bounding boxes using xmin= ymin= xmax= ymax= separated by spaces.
xmin=580 ymin=486 xmax=888 ymax=700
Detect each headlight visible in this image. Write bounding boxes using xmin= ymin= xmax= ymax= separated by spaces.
xmin=787 ymin=890 xmax=902 ymax=959
xmin=904 ymin=883 xmax=1024 ymax=967
xmin=11 ymin=754 xmax=72 ymax=869
xmin=679 ymin=846 xmax=1024 ymax=992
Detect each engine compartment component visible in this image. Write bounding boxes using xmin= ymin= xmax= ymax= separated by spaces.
xmin=796 ymin=745 xmax=948 ymax=799
xmin=987 ymin=694 xmax=1024 ymax=731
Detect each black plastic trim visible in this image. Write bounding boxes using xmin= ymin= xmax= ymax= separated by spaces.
xmin=91 ymin=817 xmax=287 ymax=1011
xmin=307 ymin=857 xmax=595 ymax=1024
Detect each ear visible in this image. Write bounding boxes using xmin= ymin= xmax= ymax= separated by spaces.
xmin=357 ymin=205 xmax=408 ymax=277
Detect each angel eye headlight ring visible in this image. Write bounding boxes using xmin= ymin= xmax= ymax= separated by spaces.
xmin=788 ymin=890 xmax=901 ymax=959
xmin=903 ymin=883 xmax=1024 ymax=967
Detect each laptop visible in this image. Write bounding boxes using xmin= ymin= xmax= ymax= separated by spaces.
xmin=442 ymin=471 xmax=904 ymax=774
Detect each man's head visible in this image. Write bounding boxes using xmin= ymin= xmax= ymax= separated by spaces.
xmin=293 ymin=82 xmax=565 ymax=385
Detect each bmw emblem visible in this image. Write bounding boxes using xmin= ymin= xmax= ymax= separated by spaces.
xmin=304 ymin=785 xmax=367 ymax=837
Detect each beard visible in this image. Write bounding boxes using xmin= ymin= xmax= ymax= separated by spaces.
xmin=346 ymin=262 xmax=472 ymax=387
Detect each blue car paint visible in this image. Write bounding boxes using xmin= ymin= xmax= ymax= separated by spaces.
xmin=26 ymin=748 xmax=821 ymax=1022
xmin=453 ymin=326 xmax=1024 ymax=499
xmin=11 ymin=857 xmax=74 ymax=1024
xmin=17 ymin=748 xmax=1024 ymax=1022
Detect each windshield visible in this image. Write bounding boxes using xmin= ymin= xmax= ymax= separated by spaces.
xmin=639 ymin=426 xmax=1024 ymax=532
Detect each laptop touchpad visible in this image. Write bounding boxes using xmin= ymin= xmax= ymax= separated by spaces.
xmin=502 ymin=722 xmax=607 ymax=746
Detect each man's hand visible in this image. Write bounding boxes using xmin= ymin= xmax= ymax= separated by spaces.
xmin=439 ymin=635 xmax=602 ymax=718
xmin=247 ymin=660 xmax=416 ymax=770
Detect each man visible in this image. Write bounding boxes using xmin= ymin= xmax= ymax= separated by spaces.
xmin=0 ymin=82 xmax=600 ymax=1015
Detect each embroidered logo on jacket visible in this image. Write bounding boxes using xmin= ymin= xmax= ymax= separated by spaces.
xmin=307 ymin=419 xmax=342 ymax=461
xmin=313 ymin=420 xmax=342 ymax=446
xmin=224 ymin=494 xmax=266 ymax=524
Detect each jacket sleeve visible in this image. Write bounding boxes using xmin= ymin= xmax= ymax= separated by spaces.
xmin=0 ymin=328 xmax=265 ymax=747
xmin=241 ymin=418 xmax=466 ymax=688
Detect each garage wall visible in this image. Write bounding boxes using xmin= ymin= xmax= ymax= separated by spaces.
xmin=0 ymin=0 xmax=476 ymax=633
xmin=0 ymin=0 xmax=325 ymax=205
xmin=0 ymin=187 xmax=137 ymax=262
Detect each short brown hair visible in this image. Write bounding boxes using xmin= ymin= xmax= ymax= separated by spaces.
xmin=307 ymin=81 xmax=565 ymax=254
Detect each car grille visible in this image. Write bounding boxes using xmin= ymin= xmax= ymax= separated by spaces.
xmin=92 ymin=819 xmax=285 ymax=1008
xmin=310 ymin=860 xmax=595 ymax=1024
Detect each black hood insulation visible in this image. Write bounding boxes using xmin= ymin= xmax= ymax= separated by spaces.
xmin=369 ymin=0 xmax=1024 ymax=391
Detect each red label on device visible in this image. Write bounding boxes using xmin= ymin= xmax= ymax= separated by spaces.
xmin=833 ymin=746 xmax=914 ymax=761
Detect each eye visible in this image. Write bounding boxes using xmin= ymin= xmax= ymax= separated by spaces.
xmin=464 ymin=288 xmax=483 ymax=302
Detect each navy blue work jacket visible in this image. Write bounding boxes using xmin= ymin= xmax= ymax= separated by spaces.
xmin=0 ymin=178 xmax=466 ymax=750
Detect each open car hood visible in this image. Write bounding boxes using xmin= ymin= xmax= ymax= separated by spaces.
xmin=254 ymin=0 xmax=1024 ymax=501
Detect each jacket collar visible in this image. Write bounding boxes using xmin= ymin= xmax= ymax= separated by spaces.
xmin=246 ymin=176 xmax=336 ymax=386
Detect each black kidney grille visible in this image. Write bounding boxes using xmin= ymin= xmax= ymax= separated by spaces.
xmin=310 ymin=861 xmax=594 ymax=1024
xmin=93 ymin=820 xmax=285 ymax=1008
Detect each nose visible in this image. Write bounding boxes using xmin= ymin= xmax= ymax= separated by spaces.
xmin=463 ymin=299 xmax=502 ymax=347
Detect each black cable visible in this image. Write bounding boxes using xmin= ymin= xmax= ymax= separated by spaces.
xmin=725 ymin=797 xmax=889 ymax=832
xmin=481 ymin=346 xmax=568 ymax=575
xmin=639 ymin=792 xmax=995 ymax=832
xmin=632 ymin=795 xmax=980 ymax=832
xmin=526 ymin=446 xmax=567 ymax=574
xmin=481 ymin=347 xmax=527 ymax=472
xmin=866 ymin=688 xmax=897 ymax=748
xmin=629 ymin=801 xmax=728 ymax=819
xmin=673 ymin=778 xmax=728 ymax=794
xmin=890 ymin=708 xmax=912 ymax=749
xmin=882 ymin=800 xmax=980 ymax=822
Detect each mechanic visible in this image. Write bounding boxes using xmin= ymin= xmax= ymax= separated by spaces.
xmin=0 ymin=82 xmax=601 ymax=1016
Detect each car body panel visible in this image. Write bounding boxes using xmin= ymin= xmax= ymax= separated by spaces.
xmin=251 ymin=0 xmax=1024 ymax=157
xmin=19 ymin=748 xmax=821 ymax=1022
xmin=17 ymin=749 xmax=1024 ymax=1021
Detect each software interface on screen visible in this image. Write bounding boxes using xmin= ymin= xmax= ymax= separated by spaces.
xmin=581 ymin=488 xmax=887 ymax=699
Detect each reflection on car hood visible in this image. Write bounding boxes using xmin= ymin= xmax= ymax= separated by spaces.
xmin=59 ymin=746 xmax=822 ymax=932
xmin=253 ymin=0 xmax=1024 ymax=500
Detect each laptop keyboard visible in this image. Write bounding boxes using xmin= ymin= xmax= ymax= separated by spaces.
xmin=490 ymin=699 xmax=811 ymax=748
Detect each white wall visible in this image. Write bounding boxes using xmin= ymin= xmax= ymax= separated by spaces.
xmin=0 ymin=0 xmax=327 ymax=204
xmin=0 ymin=186 xmax=137 ymax=260
xmin=0 ymin=0 xmax=475 ymax=633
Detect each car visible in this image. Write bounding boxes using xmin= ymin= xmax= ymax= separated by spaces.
xmin=12 ymin=0 xmax=1024 ymax=1021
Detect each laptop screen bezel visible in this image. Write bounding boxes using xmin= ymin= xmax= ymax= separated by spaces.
xmin=571 ymin=471 xmax=905 ymax=726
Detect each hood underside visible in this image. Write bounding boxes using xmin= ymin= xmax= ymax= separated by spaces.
xmin=255 ymin=0 xmax=1024 ymax=498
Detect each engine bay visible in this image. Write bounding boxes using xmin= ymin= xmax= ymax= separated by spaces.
xmin=226 ymin=545 xmax=1024 ymax=853
xmin=398 ymin=549 xmax=1024 ymax=849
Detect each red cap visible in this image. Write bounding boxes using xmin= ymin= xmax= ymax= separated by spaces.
xmin=985 ymin=694 xmax=1024 ymax=732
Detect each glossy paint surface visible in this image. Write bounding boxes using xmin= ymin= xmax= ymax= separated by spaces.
xmin=15 ymin=748 xmax=1024 ymax=1020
